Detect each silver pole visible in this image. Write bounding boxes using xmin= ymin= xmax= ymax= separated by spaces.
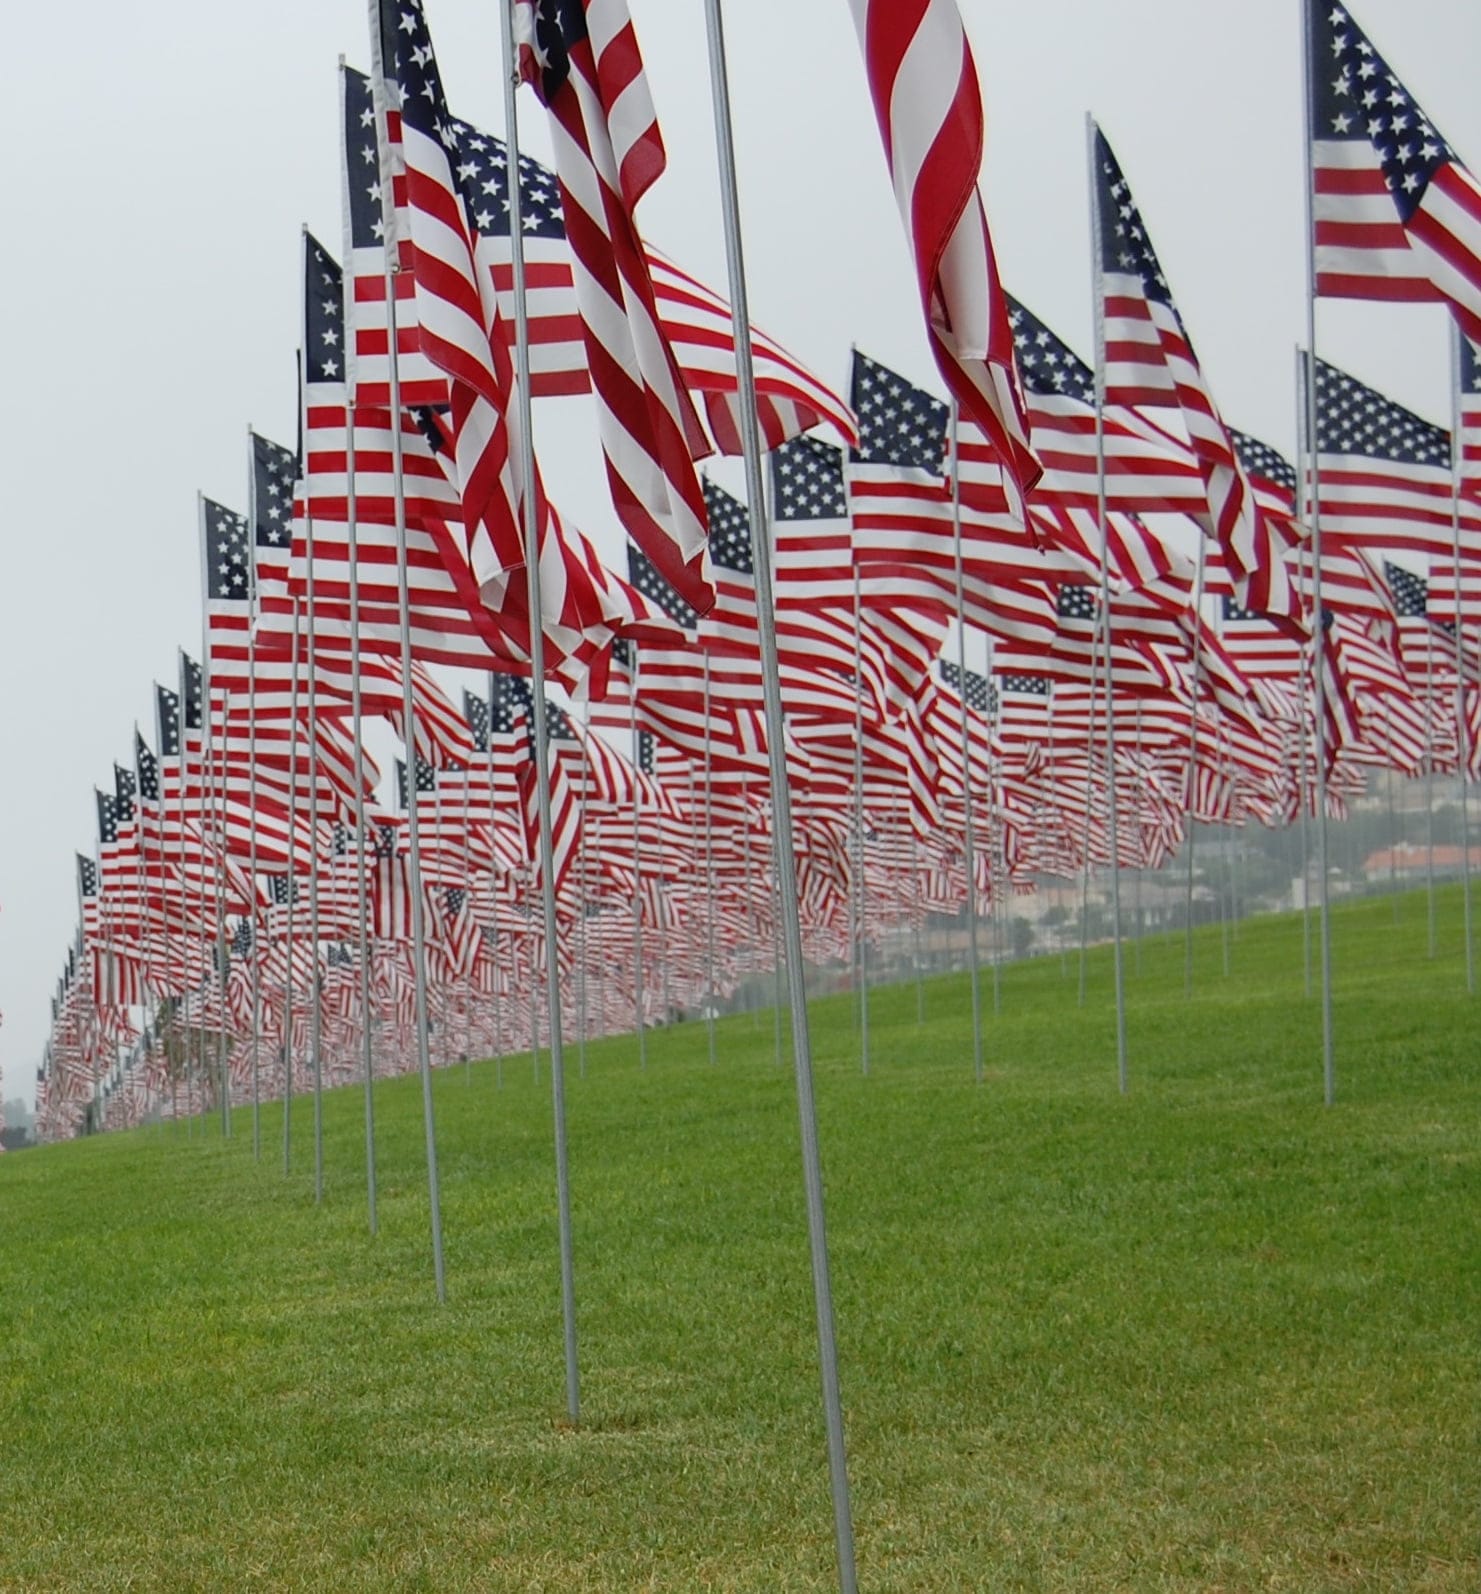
xmin=305 ymin=491 xmax=325 ymax=1203
xmin=1086 ymin=112 xmax=1129 ymax=1093
xmin=703 ymin=654 xmax=718 ymax=1066
xmin=1425 ymin=629 xmax=1438 ymax=957
xmin=578 ymin=712 xmax=590 ymax=1080
xmin=852 ymin=567 xmax=869 ymax=1075
xmin=911 ymin=823 xmax=925 ymax=1025
xmin=384 ymin=279 xmax=446 ymax=1298
xmin=246 ymin=430 xmax=263 ymax=1160
xmin=1184 ymin=541 xmax=1207 ymax=996
xmin=948 ymin=404 xmax=984 ymax=1085
xmin=499 ymin=0 xmax=579 ymax=1420
xmin=283 ymin=604 xmax=300 ymax=1172
xmin=1132 ymin=701 xmax=1144 ymax=974
xmin=212 ymin=695 xmax=230 ymax=1136
xmin=1300 ymin=0 xmax=1337 ymax=1100
xmin=1076 ymin=608 xmax=1103 ymax=1008
xmin=1448 ymin=324 xmax=1476 ymax=993
xmin=1218 ymin=725 xmax=1232 ymax=976
xmin=629 ymin=657 xmax=647 ymax=1069
xmin=345 ymin=400 xmax=378 ymax=1233
xmin=985 ymin=631 xmax=1003 ymax=1009
xmin=701 ymin=3 xmax=857 ymax=1583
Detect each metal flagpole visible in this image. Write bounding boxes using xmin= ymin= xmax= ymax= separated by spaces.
xmin=948 ymin=404 xmax=984 ymax=1085
xmin=245 ymin=428 xmax=263 ymax=1160
xmin=703 ymin=654 xmax=718 ymax=1066
xmin=629 ymin=657 xmax=647 ymax=1069
xmin=1290 ymin=510 xmax=1314 ymax=996
xmin=577 ymin=709 xmax=590 ymax=1080
xmin=283 ymin=601 xmax=300 ymax=1172
xmin=1076 ymin=610 xmax=1103 ymax=1008
xmin=911 ymin=820 xmax=925 ymax=1025
xmin=526 ymin=864 xmax=540 ymax=1081
xmin=1425 ymin=629 xmax=1438 ymax=958
xmin=461 ymin=765 xmax=474 ymax=1080
xmin=211 ymin=693 xmax=230 ymax=1136
xmin=852 ymin=568 xmax=869 ymax=1075
xmin=1384 ymin=723 xmax=1400 ymax=918
xmin=985 ymin=632 xmax=1003 ymax=1009
xmin=383 ymin=279 xmax=446 ymax=1297
xmin=1218 ymin=724 xmax=1232 ymax=976
xmin=1183 ymin=540 xmax=1207 ymax=996
xmin=485 ymin=674 xmax=506 ymax=1087
xmin=343 ymin=392 xmax=378 ymax=1233
xmin=1087 ymin=113 xmax=1129 ymax=1093
xmin=499 ymin=0 xmax=579 ymax=1419
xmin=1448 ymin=323 xmax=1476 ymax=993
xmin=1300 ymin=3 xmax=1336 ymax=1101
xmin=304 ymin=480 xmax=325 ymax=1203
xmin=701 ymin=3 xmax=858 ymax=1583
xmin=1132 ymin=701 xmax=1144 ymax=974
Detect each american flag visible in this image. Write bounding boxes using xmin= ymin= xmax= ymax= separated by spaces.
xmin=250 ymin=430 xmax=298 ymax=600
xmin=286 ymin=229 xmax=537 ymax=673
xmin=202 ymin=497 xmax=253 ymax=687
xmin=516 ymin=0 xmax=714 ymax=615
xmin=770 ymin=435 xmax=947 ymax=714
xmin=939 ymin=658 xmax=992 ymax=714
xmin=1093 ymin=127 xmax=1302 ymax=632
xmin=1309 ymin=3 xmax=1481 ymax=342
xmin=1007 ymin=294 xmax=1207 ymax=518
xmin=845 ymin=0 xmax=1039 ymax=515
xmin=1458 ymin=330 xmax=1481 ymax=501
xmin=845 ymin=350 xmax=1069 ymax=652
xmin=371 ymin=0 xmax=528 ymax=595
xmin=1312 ymin=357 xmax=1481 ymax=560
xmin=338 ymin=65 xmax=852 ymax=451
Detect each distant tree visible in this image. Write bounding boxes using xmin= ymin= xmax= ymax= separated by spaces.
xmin=1010 ymin=917 xmax=1034 ymax=959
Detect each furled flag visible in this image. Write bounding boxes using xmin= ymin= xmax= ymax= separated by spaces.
xmin=845 ymin=0 xmax=1039 ymax=514
xmin=515 ymin=0 xmax=714 ymax=614
xmin=1458 ymin=330 xmax=1481 ymax=502
xmin=1092 ymin=126 xmax=1303 ymax=634
xmin=1308 ymin=3 xmax=1481 ymax=341
xmin=370 ymin=0 xmax=529 ymax=596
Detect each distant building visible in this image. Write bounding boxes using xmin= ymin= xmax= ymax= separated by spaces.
xmin=1363 ymin=843 xmax=1481 ymax=884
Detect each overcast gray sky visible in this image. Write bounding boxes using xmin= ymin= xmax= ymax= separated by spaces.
xmin=3 ymin=0 xmax=1477 ymax=1103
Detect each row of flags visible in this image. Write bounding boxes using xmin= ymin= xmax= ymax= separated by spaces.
xmin=32 ymin=0 xmax=1481 ymax=1134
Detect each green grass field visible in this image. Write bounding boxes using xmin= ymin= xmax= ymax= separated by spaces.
xmin=1 ymin=889 xmax=1477 ymax=1591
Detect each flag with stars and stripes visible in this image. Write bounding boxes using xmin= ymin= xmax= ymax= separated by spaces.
xmin=515 ymin=0 xmax=714 ymax=616
xmin=844 ymin=349 xmax=1071 ymax=653
xmin=1312 ymin=356 xmax=1481 ymax=560
xmin=250 ymin=429 xmax=298 ymax=604
xmin=844 ymin=0 xmax=1039 ymax=517
xmin=338 ymin=64 xmax=853 ymax=454
xmin=1309 ymin=2 xmax=1481 ymax=342
xmin=201 ymin=497 xmax=253 ymax=687
xmin=770 ymin=435 xmax=948 ymax=714
xmin=1456 ymin=329 xmax=1481 ymax=502
xmin=370 ymin=0 xmax=531 ymax=599
xmin=1007 ymin=294 xmax=1208 ymax=518
xmin=1092 ymin=126 xmax=1303 ymax=634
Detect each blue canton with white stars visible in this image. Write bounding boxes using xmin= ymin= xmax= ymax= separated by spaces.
xmin=204 ymin=498 xmax=251 ymax=603
xmin=1311 ymin=5 xmax=1454 ymax=223
xmin=850 ymin=350 xmax=948 ymax=473
xmin=1006 ymin=296 xmax=1095 ymax=404
xmin=771 ymin=436 xmax=848 ymax=522
xmin=702 ymin=478 xmax=753 ymax=576
xmin=1314 ymin=359 xmax=1450 ymax=464
xmin=303 ymin=233 xmax=345 ymax=387
xmin=252 ymin=431 xmax=298 ymax=552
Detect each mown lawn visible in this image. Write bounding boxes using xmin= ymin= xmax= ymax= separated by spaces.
xmin=0 ymin=888 xmax=1476 ymax=1591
